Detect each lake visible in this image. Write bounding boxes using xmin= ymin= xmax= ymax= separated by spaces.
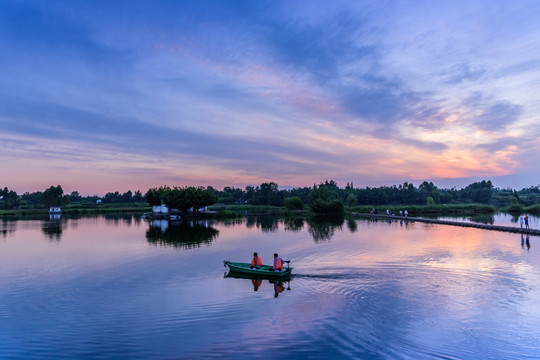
xmin=1 ymin=214 xmax=540 ymax=359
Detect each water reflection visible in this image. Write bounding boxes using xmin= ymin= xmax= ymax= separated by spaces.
xmin=42 ymin=216 xmax=66 ymax=241
xmin=252 ymin=279 xmax=262 ymax=291
xmin=346 ymin=218 xmax=358 ymax=232
xmin=521 ymin=233 xmax=531 ymax=251
xmin=272 ymin=279 xmax=291 ymax=298
xmin=469 ymin=214 xmax=495 ymax=224
xmin=103 ymin=213 xmax=143 ymax=227
xmin=246 ymin=215 xmax=279 ymax=232
xmin=0 ymin=219 xmax=16 ymax=239
xmin=306 ymin=215 xmax=345 ymax=242
xmin=283 ymin=217 xmax=304 ymax=232
xmin=4 ymin=215 xmax=540 ymax=359
xmin=226 ymin=271 xmax=292 ymax=298
xmin=146 ymin=220 xmax=219 ymax=249
xmin=399 ymin=219 xmax=410 ymax=228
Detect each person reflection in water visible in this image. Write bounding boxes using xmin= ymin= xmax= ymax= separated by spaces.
xmin=522 ymin=233 xmax=531 ymax=251
xmin=252 ymin=279 xmax=262 ymax=291
xmin=273 ymin=281 xmax=284 ymax=298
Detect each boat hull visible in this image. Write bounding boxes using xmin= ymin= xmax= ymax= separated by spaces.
xmin=225 ymin=261 xmax=292 ymax=279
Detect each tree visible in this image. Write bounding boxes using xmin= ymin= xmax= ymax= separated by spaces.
xmin=145 ymin=186 xmax=170 ymax=206
xmin=0 ymin=187 xmax=19 ymax=210
xmin=21 ymin=191 xmax=43 ymax=205
xmin=121 ymin=190 xmax=133 ymax=203
xmin=461 ymin=180 xmax=493 ymax=203
xmin=284 ymin=196 xmax=304 ymax=210
xmin=133 ymin=190 xmax=144 ymax=202
xmin=148 ymin=186 xmax=219 ymax=213
xmin=308 ymin=183 xmax=344 ymax=215
xmin=41 ymin=185 xmax=68 ymax=207
xmin=346 ymin=194 xmax=357 ymax=208
xmin=191 ymin=187 xmax=219 ymax=211
xmin=419 ymin=181 xmax=440 ymax=204
xmin=68 ymin=191 xmax=82 ymax=202
xmin=258 ymin=182 xmax=277 ymax=205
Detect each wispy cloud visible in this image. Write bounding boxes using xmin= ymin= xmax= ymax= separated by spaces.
xmin=2 ymin=0 xmax=540 ymax=193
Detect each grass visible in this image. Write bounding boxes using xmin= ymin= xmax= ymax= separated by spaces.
xmin=1 ymin=202 xmax=151 ymax=216
xmin=209 ymin=204 xmax=283 ymax=214
xmin=349 ymin=203 xmax=496 ymax=216
xmin=3 ymin=201 xmax=532 ymax=219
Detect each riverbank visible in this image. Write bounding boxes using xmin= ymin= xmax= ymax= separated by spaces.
xmin=0 ymin=202 xmax=151 ymax=216
xmin=3 ymin=202 xmax=537 ymax=219
xmin=209 ymin=203 xmax=502 ymax=217
xmin=349 ymin=203 xmax=497 ymax=216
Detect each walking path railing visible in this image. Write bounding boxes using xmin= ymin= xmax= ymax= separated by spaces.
xmin=352 ymin=213 xmax=540 ymax=235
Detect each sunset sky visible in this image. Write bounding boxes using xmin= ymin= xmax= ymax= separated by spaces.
xmin=2 ymin=0 xmax=540 ymax=195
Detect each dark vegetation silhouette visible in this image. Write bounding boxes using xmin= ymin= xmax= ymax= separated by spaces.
xmin=3 ymin=180 xmax=540 ymax=215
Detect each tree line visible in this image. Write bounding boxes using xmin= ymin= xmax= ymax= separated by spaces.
xmin=211 ymin=180 xmax=498 ymax=207
xmin=2 ymin=179 xmax=539 ymax=214
xmin=145 ymin=186 xmax=218 ymax=213
xmin=0 ymin=185 xmax=147 ymax=210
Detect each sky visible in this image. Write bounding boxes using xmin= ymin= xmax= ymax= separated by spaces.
xmin=1 ymin=0 xmax=540 ymax=195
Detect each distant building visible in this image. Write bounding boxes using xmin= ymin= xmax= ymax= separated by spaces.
xmin=152 ymin=204 xmax=169 ymax=214
xmin=49 ymin=206 xmax=62 ymax=214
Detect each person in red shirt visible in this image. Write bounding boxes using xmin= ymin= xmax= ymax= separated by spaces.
xmin=250 ymin=252 xmax=262 ymax=269
xmin=271 ymin=253 xmax=284 ymax=272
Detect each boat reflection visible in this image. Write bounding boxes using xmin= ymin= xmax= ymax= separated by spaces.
xmin=146 ymin=220 xmax=219 ymax=249
xmin=225 ymin=271 xmax=292 ymax=297
xmin=271 ymin=279 xmax=290 ymax=298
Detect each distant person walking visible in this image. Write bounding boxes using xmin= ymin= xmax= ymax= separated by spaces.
xmin=404 ymin=209 xmax=408 ymax=217
xmin=525 ymin=214 xmax=530 ymax=229
xmin=520 ymin=215 xmax=524 ymax=228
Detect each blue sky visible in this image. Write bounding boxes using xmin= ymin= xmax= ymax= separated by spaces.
xmin=2 ymin=0 xmax=540 ymax=195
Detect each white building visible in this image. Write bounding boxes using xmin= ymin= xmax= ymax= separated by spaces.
xmin=49 ymin=206 xmax=62 ymax=214
xmin=152 ymin=204 xmax=169 ymax=214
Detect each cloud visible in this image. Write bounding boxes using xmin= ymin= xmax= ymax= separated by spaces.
xmin=464 ymin=94 xmax=524 ymax=131
xmin=2 ymin=1 xmax=540 ymax=192
xmin=444 ymin=64 xmax=487 ymax=84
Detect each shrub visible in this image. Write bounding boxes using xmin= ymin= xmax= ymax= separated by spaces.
xmin=284 ymin=197 xmax=304 ymax=210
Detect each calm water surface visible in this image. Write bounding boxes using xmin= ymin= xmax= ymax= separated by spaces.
xmin=1 ymin=214 xmax=540 ymax=359
xmin=435 ymin=212 xmax=540 ymax=228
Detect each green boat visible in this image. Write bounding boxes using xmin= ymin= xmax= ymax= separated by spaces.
xmin=224 ymin=261 xmax=293 ymax=279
